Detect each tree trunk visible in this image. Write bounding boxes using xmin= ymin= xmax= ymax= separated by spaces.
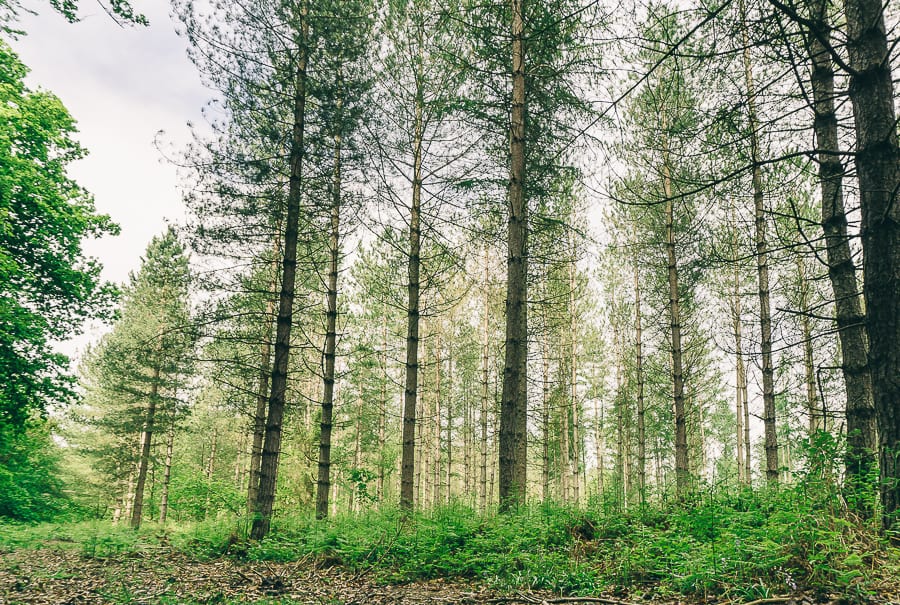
xmin=613 ymin=317 xmax=625 ymax=507
xmin=130 ymin=364 xmax=160 ymax=529
xmin=378 ymin=313 xmax=388 ymax=503
xmin=250 ymin=6 xmax=308 ymax=540
xmin=415 ymin=368 xmax=425 ymax=507
xmin=560 ymin=346 xmax=570 ymax=501
xmin=350 ymin=393 xmax=363 ymax=512
xmin=800 ymin=0 xmax=877 ymax=491
xmin=797 ymin=259 xmax=821 ymax=434
xmin=247 ymin=245 xmax=278 ymax=515
xmin=433 ymin=330 xmax=442 ymax=506
xmin=662 ymin=146 xmax=689 ymax=497
xmin=542 ymin=338 xmax=551 ymax=501
xmin=480 ymin=249 xmax=490 ymax=511
xmin=731 ymin=259 xmax=747 ymax=484
xmin=204 ymin=426 xmax=218 ymax=518
xmin=594 ymin=390 xmax=604 ymax=497
xmin=634 ymin=259 xmax=646 ymax=503
xmin=400 ymin=37 xmax=426 ymax=512
xmin=842 ymin=0 xmax=900 ymax=528
xmin=159 ymin=415 xmax=175 ymax=524
xmin=569 ymin=247 xmax=580 ymax=504
xmin=740 ymin=0 xmax=778 ymax=484
xmin=316 ymin=97 xmax=343 ymax=520
xmin=499 ymin=0 xmax=529 ymax=512
xmin=445 ymin=339 xmax=453 ymax=503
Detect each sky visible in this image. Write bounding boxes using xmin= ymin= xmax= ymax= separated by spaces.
xmin=11 ymin=0 xmax=211 ymax=356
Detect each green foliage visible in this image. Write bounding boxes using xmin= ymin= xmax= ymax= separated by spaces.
xmin=0 ymin=519 xmax=160 ymax=554
xmin=182 ymin=487 xmax=895 ymax=599
xmin=1 ymin=484 xmax=896 ymax=599
xmin=0 ymin=420 xmax=69 ymax=522
xmin=0 ymin=40 xmax=117 ymax=433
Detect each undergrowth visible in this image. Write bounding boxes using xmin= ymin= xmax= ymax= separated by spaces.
xmin=2 ymin=485 xmax=897 ymax=601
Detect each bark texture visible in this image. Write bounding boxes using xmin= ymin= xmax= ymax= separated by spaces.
xmin=498 ymin=0 xmax=528 ymax=512
xmin=662 ymin=152 xmax=689 ymax=497
xmin=634 ymin=259 xmax=646 ymax=502
xmin=399 ymin=27 xmax=426 ymax=513
xmin=802 ymin=0 xmax=877 ymax=488
xmin=740 ymin=1 xmax=778 ymax=483
xmin=316 ymin=107 xmax=343 ymax=520
xmin=843 ymin=0 xmax=900 ymax=527
xmin=250 ymin=9 xmax=308 ymax=540
xmin=130 ymin=364 xmax=160 ymax=529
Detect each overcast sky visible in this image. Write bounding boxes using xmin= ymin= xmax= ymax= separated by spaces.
xmin=11 ymin=0 xmax=210 ymax=355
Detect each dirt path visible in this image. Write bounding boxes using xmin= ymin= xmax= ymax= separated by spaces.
xmin=1 ymin=548 xmax=889 ymax=605
xmin=0 ymin=547 xmax=519 ymax=604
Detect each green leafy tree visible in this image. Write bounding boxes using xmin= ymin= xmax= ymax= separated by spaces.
xmin=0 ymin=41 xmax=117 ymax=434
xmin=0 ymin=420 xmax=67 ymax=521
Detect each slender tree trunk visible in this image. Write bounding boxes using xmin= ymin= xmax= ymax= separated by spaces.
xmin=634 ymin=259 xmax=646 ymax=503
xmin=499 ymin=0 xmax=528 ymax=512
xmin=662 ymin=144 xmax=689 ymax=497
xmin=234 ymin=429 xmax=245 ymax=491
xmin=378 ymin=313 xmax=388 ymax=503
xmin=462 ymin=385 xmax=476 ymax=496
xmin=131 ymin=364 xmax=160 ymax=529
xmin=560 ymin=350 xmax=570 ymax=502
xmin=250 ymin=7 xmax=308 ymax=540
xmin=743 ymin=359 xmax=751 ymax=481
xmin=732 ymin=261 xmax=747 ymax=484
xmin=542 ymin=338 xmax=551 ymax=501
xmin=248 ymin=243 xmax=278 ymax=514
xmin=446 ymin=340 xmax=453 ymax=503
xmin=480 ymin=250 xmax=490 ymax=511
xmin=799 ymin=0 xmax=878 ymax=491
xmin=797 ymin=260 xmax=821 ymax=434
xmin=842 ymin=0 xmax=900 ymax=528
xmin=416 ymin=371 xmax=425 ymax=507
xmin=594 ymin=390 xmax=604 ymax=497
xmin=350 ymin=392 xmax=363 ymax=512
xmin=123 ymin=457 xmax=136 ymax=523
xmin=613 ymin=318 xmax=625 ymax=507
xmin=400 ymin=37 xmax=426 ymax=512
xmin=204 ymin=426 xmax=218 ymax=518
xmin=159 ymin=415 xmax=175 ymax=524
xmin=569 ymin=245 xmax=580 ymax=504
xmin=740 ymin=0 xmax=778 ymax=484
xmin=316 ymin=97 xmax=343 ymax=520
xmin=433 ymin=330 xmax=443 ymax=506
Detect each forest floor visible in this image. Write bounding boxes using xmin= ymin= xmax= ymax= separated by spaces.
xmin=0 ymin=545 xmax=895 ymax=605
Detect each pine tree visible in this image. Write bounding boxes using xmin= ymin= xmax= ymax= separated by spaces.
xmin=78 ymin=227 xmax=193 ymax=529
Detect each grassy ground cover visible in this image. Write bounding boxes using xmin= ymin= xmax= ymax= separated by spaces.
xmin=1 ymin=486 xmax=898 ymax=603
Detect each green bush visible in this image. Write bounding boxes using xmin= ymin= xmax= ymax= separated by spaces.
xmin=0 ymin=421 xmax=71 ymax=523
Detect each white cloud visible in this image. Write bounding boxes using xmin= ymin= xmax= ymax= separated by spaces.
xmin=10 ymin=0 xmax=211 ymax=357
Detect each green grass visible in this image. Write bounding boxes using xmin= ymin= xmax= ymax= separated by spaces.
xmin=1 ymin=485 xmax=897 ymax=601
